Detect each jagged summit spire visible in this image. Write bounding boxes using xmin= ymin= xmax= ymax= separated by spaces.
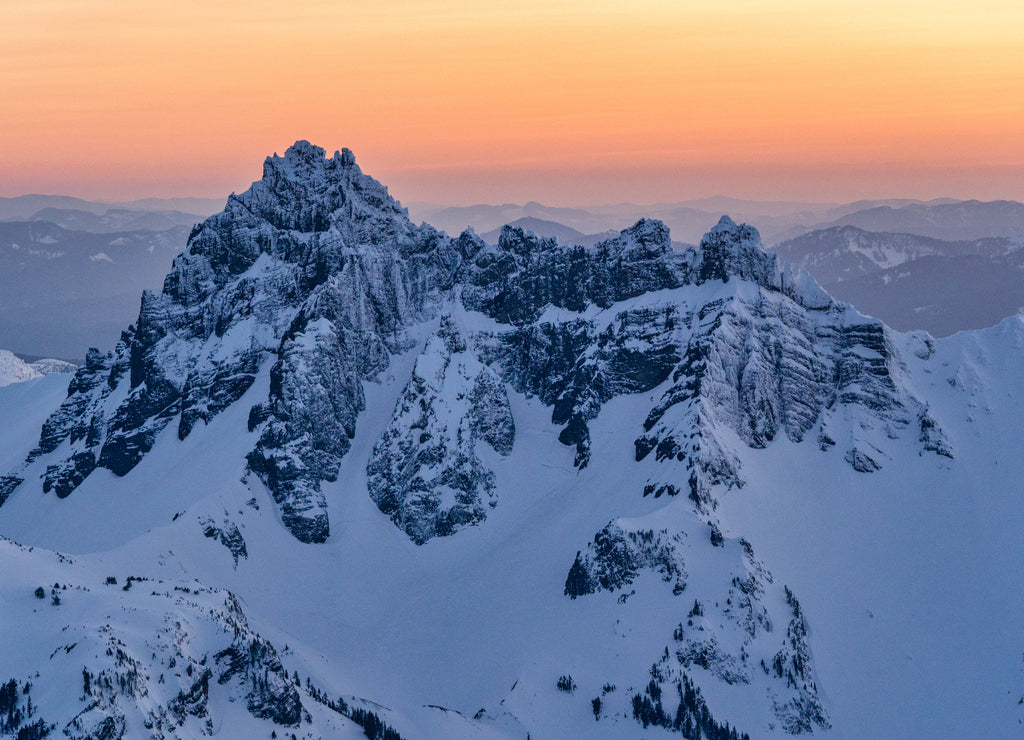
xmin=711 ymin=214 xmax=738 ymax=231
xmin=697 ymin=214 xmax=773 ymax=286
xmin=282 ymin=139 xmax=327 ymax=161
xmin=707 ymin=213 xmax=760 ymax=243
xmin=265 ymin=140 xmax=360 ymax=176
xmin=259 ymin=140 xmax=367 ymax=190
xmin=209 ymin=141 xmax=417 ymax=249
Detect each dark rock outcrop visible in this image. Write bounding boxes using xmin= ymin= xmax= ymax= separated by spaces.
xmin=563 ymin=523 xmax=687 ymax=598
xmin=367 ymin=316 xmax=514 ymax=543
xmin=201 ymin=517 xmax=248 ymax=566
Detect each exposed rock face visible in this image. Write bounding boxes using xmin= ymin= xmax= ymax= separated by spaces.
xmin=213 ymin=599 xmax=304 ymax=726
xmin=461 ymin=218 xmax=682 ymax=324
xmin=201 ymin=516 xmax=248 ymax=566
xmin=695 ymin=215 xmax=775 ymax=286
xmin=468 ymin=216 xmax=948 ymax=500
xmin=0 ymin=476 xmax=21 ymax=507
xmin=632 ymin=291 xmax=940 ymax=507
xmin=566 ymin=515 xmax=830 ymax=734
xmin=477 ymin=302 xmax=684 ymax=467
xmin=367 ymin=316 xmax=514 ymax=544
xmin=563 ymin=523 xmax=687 ymax=598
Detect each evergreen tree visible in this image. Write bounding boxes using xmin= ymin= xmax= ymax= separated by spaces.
xmin=563 ymin=552 xmax=592 ymax=598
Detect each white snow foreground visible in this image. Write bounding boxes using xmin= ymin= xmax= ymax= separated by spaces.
xmin=0 ymin=143 xmax=1022 ymax=739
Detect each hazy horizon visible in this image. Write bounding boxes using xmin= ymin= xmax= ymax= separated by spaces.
xmin=2 ymin=179 xmax=1021 ymax=215
xmin=3 ymin=2 xmax=1023 ymax=205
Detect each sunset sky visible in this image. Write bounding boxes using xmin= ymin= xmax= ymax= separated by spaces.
xmin=1 ymin=0 xmax=1023 ymax=205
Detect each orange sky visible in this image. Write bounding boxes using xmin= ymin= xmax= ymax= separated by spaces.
xmin=1 ymin=1 xmax=1022 ymax=204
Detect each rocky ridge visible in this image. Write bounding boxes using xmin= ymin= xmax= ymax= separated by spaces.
xmin=0 ymin=536 xmax=314 ymax=740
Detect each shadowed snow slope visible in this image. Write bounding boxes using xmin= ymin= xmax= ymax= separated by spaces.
xmin=0 ymin=142 xmax=1022 ymax=739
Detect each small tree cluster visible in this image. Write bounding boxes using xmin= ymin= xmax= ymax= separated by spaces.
xmin=563 ymin=552 xmax=593 ymax=599
xmin=301 ymin=675 xmax=404 ymax=740
xmin=1 ymin=678 xmax=53 ymax=739
xmin=348 ymin=707 xmax=404 ymax=740
xmin=1 ymin=678 xmax=21 ymax=730
xmin=630 ymin=672 xmax=749 ymax=740
xmin=15 ymin=718 xmax=53 ymax=740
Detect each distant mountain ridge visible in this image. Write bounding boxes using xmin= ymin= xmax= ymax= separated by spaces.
xmin=773 ymin=225 xmax=1024 ymax=284
xmin=0 ymin=220 xmax=189 ymax=358
xmin=0 ymin=195 xmax=227 ymax=359
xmin=797 ymin=199 xmax=1024 ymax=242
xmin=28 ymin=207 xmax=206 ymax=233
xmin=0 ymin=194 xmax=225 ymax=221
xmin=411 ymin=197 xmax=1024 ymax=246
xmin=773 ymin=225 xmax=1024 ymax=335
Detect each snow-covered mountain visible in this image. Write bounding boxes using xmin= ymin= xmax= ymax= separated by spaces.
xmin=772 ymin=226 xmax=1024 ymax=335
xmin=26 ymin=207 xmax=205 ymax=234
xmin=0 ymin=350 xmax=39 ymax=387
xmin=0 ymin=195 xmax=224 ymax=222
xmin=0 ymin=350 xmax=76 ymax=387
xmin=772 ymin=225 xmax=1024 ymax=285
xmin=794 ymin=199 xmax=1024 ymax=242
xmin=1 ymin=142 xmax=1022 ymax=739
xmin=0 ymin=220 xmax=191 ymax=359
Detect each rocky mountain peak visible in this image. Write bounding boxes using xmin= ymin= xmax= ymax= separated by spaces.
xmin=624 ymin=216 xmax=672 ymax=246
xmin=235 ymin=139 xmax=409 ymax=241
xmin=603 ymin=217 xmax=673 ymax=260
xmin=697 ymin=214 xmax=775 ymax=287
xmin=497 ymin=223 xmax=556 ymax=255
xmin=262 ymin=141 xmax=359 ymax=184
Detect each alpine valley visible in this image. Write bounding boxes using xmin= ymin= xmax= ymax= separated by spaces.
xmin=1 ymin=143 xmax=1022 ymax=739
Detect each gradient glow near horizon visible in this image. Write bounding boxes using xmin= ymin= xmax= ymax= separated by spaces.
xmin=2 ymin=0 xmax=1023 ymax=204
